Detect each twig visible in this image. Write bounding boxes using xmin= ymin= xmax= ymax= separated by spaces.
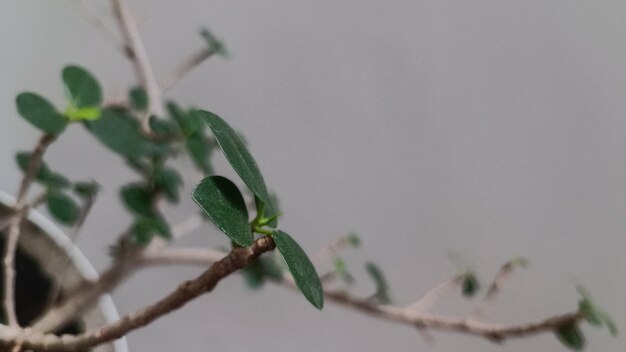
xmin=469 ymin=260 xmax=523 ymax=320
xmin=3 ymin=134 xmax=55 ymax=327
xmin=72 ymin=0 xmax=125 ymax=55
xmin=160 ymin=47 xmax=217 ymax=92
xmin=111 ymin=0 xmax=162 ymax=129
xmin=3 ymin=237 xmax=275 ymax=351
xmin=406 ymin=274 xmax=464 ymax=312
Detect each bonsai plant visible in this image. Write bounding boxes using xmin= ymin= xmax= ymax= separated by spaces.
xmin=0 ymin=1 xmax=618 ymax=351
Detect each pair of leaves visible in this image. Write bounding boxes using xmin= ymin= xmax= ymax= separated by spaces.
xmin=15 ymin=152 xmax=70 ymax=189
xmin=191 ymin=112 xmax=321 ymax=309
xmin=577 ymin=287 xmax=617 ymax=336
xmin=15 ymin=66 xmax=102 ymax=134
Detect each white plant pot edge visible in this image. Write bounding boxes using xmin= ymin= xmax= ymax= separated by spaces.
xmin=0 ymin=191 xmax=129 ymax=352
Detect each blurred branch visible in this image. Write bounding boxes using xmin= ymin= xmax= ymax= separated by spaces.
xmin=160 ymin=47 xmax=217 ymax=92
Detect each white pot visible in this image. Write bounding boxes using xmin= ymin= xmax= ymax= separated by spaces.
xmin=0 ymin=191 xmax=128 ymax=352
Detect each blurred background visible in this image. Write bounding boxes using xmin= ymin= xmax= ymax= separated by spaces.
xmin=1 ymin=1 xmax=624 ymax=351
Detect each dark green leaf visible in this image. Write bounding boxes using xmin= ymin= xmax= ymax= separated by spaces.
xmin=200 ymin=28 xmax=229 ymax=58
xmin=273 ymin=230 xmax=323 ymax=310
xmin=192 ymin=176 xmax=252 ymax=246
xmin=242 ymin=260 xmax=266 ymax=289
xmin=154 ymin=168 xmax=183 ymax=203
xmin=121 ymin=184 xmax=154 ymax=217
xmin=197 ymin=110 xmax=270 ymax=203
xmin=62 ymin=65 xmax=102 ymax=108
xmin=151 ymin=213 xmax=172 ymax=239
xmin=74 ymin=181 xmax=100 ymax=198
xmin=598 ymin=310 xmax=618 ymax=337
xmin=365 ymin=262 xmax=392 ymax=304
xmin=149 ymin=116 xmax=180 ymax=138
xmin=186 ymin=134 xmax=215 ymax=174
xmin=129 ymin=86 xmax=148 ymax=111
xmin=16 ymin=93 xmax=66 ymax=134
xmin=555 ymin=323 xmax=585 ymax=351
xmin=15 ymin=152 xmax=70 ymax=188
xmin=86 ymin=108 xmax=156 ymax=159
xmin=346 ymin=233 xmax=361 ymax=248
xmin=462 ymin=271 xmax=479 ymax=297
xmin=46 ymin=191 xmax=79 ymax=225
xmin=168 ymin=102 xmax=204 ymax=136
xmin=131 ymin=217 xmax=155 ymax=245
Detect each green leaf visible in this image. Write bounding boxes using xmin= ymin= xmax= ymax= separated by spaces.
xmin=365 ymin=262 xmax=392 ymax=304
xmin=129 ymin=86 xmax=148 ymax=111
xmin=65 ymin=106 xmax=101 ymax=121
xmin=555 ymin=323 xmax=585 ymax=351
xmin=149 ymin=116 xmax=180 ymax=138
xmin=121 ymin=184 xmax=154 ymax=217
xmin=15 ymin=152 xmax=70 ymax=188
xmin=192 ymin=176 xmax=252 ymax=246
xmin=462 ymin=271 xmax=480 ymax=297
xmin=168 ymin=102 xmax=204 ymax=136
xmin=197 ymin=110 xmax=270 ymax=204
xmin=346 ymin=233 xmax=361 ymax=248
xmin=200 ymin=27 xmax=229 ymax=58
xmin=334 ymin=257 xmax=355 ymax=285
xmin=598 ymin=310 xmax=618 ymax=337
xmin=242 ymin=260 xmax=266 ymax=289
xmin=154 ymin=168 xmax=183 ymax=203
xmin=74 ymin=181 xmax=100 ymax=198
xmin=16 ymin=93 xmax=67 ymax=134
xmin=186 ymin=134 xmax=215 ymax=174
xmin=273 ymin=230 xmax=324 ymax=310
xmin=46 ymin=191 xmax=79 ymax=225
xmin=62 ymin=65 xmax=102 ymax=108
xmin=86 ymin=108 xmax=156 ymax=159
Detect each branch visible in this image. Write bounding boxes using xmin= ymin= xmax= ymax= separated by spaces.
xmin=139 ymin=247 xmax=583 ymax=343
xmin=3 ymin=134 xmax=56 ymax=327
xmin=111 ymin=0 xmax=162 ymax=128
xmin=469 ymin=259 xmax=525 ymax=320
xmin=406 ymin=274 xmax=464 ymax=312
xmin=160 ymin=47 xmax=217 ymax=92
xmin=1 ymin=237 xmax=274 ymax=351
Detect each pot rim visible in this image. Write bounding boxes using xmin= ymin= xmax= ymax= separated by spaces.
xmin=0 ymin=191 xmax=129 ymax=352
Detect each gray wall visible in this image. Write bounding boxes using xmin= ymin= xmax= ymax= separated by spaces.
xmin=1 ymin=1 xmax=624 ymax=351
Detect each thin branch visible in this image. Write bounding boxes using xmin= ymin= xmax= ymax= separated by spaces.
xmin=3 ymin=237 xmax=275 ymax=351
xmin=3 ymin=134 xmax=56 ymax=327
xmin=469 ymin=260 xmax=523 ymax=320
xmin=160 ymin=47 xmax=216 ymax=92
xmin=111 ymin=0 xmax=162 ymax=129
xmin=138 ymin=247 xmax=582 ymax=343
xmin=406 ymin=274 xmax=464 ymax=312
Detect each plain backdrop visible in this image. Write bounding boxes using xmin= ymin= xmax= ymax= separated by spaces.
xmin=1 ymin=1 xmax=625 ymax=351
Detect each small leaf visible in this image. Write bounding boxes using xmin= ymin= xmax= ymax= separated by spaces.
xmin=334 ymin=257 xmax=355 ymax=285
xmin=86 ymin=108 xmax=156 ymax=159
xmin=16 ymin=93 xmax=66 ymax=134
xmin=197 ymin=110 xmax=270 ymax=204
xmin=74 ymin=181 xmax=100 ymax=198
xmin=154 ymin=168 xmax=183 ymax=203
xmin=365 ymin=262 xmax=392 ymax=304
xmin=462 ymin=271 xmax=479 ymax=297
xmin=121 ymin=184 xmax=154 ymax=217
xmin=242 ymin=260 xmax=266 ymax=289
xmin=62 ymin=65 xmax=102 ymax=108
xmin=15 ymin=152 xmax=70 ymax=188
xmin=346 ymin=233 xmax=361 ymax=248
xmin=192 ymin=176 xmax=252 ymax=246
xmin=46 ymin=191 xmax=79 ymax=225
xmin=200 ymin=28 xmax=229 ymax=58
xmin=555 ymin=323 xmax=585 ymax=351
xmin=65 ymin=106 xmax=101 ymax=121
xmin=129 ymin=86 xmax=148 ymax=111
xmin=168 ymin=102 xmax=204 ymax=136
xmin=273 ymin=230 xmax=323 ymax=310
xmin=598 ymin=310 xmax=618 ymax=337
xmin=149 ymin=115 xmax=180 ymax=138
